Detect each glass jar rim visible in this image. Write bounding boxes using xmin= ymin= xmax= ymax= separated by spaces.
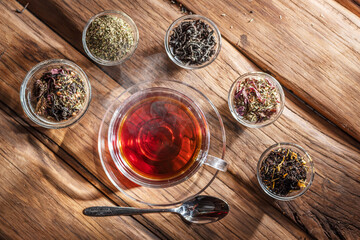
xmin=256 ymin=142 xmax=315 ymax=201
xmin=164 ymin=14 xmax=222 ymax=70
xmin=82 ymin=10 xmax=139 ymax=66
xmin=20 ymin=59 xmax=92 ymax=129
xmin=228 ymin=71 xmax=285 ymax=128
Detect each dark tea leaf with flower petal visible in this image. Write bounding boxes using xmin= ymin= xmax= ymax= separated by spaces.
xmin=260 ymin=148 xmax=308 ymax=196
xmin=33 ymin=67 xmax=86 ymax=121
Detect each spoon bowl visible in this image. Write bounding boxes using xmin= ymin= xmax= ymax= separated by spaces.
xmin=83 ymin=195 xmax=229 ymax=224
xmin=176 ymin=196 xmax=229 ymax=224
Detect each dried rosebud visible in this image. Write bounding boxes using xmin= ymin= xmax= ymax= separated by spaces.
xmin=236 ymin=106 xmax=246 ymax=116
xmin=32 ymin=67 xmax=86 ymax=122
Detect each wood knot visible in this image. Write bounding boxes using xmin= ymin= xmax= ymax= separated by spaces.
xmin=240 ymin=34 xmax=248 ymax=46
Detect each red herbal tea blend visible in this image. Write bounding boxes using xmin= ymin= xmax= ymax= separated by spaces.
xmin=233 ymin=77 xmax=280 ymax=123
xmin=109 ymin=88 xmax=209 ymax=186
xmin=228 ymin=72 xmax=285 ymax=128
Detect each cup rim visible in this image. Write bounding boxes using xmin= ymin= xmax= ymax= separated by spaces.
xmin=256 ymin=142 xmax=315 ymax=201
xmin=82 ymin=10 xmax=139 ymax=66
xmin=164 ymin=14 xmax=222 ymax=70
xmin=20 ymin=59 xmax=92 ymax=129
xmin=98 ymin=79 xmax=226 ymax=206
xmin=108 ymin=87 xmax=211 ymax=188
xmin=228 ymin=72 xmax=285 ymax=128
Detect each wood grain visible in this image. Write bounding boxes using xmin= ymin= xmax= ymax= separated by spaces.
xmin=0 ymin=108 xmax=158 ymax=239
xmin=0 ymin=1 xmax=310 ymax=239
xmin=2 ymin=0 xmax=360 ymax=239
xmin=335 ymin=0 xmax=360 ymax=16
xmin=176 ymin=0 xmax=360 ymax=142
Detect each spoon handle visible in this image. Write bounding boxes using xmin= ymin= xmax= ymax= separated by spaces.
xmin=83 ymin=206 xmax=173 ymax=216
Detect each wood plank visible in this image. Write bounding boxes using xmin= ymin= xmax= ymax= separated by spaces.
xmin=0 ymin=106 xmax=312 ymax=240
xmin=0 ymin=107 xmax=311 ymax=240
xmin=0 ymin=1 xmax=310 ymax=239
xmin=0 ymin=104 xmax=171 ymax=240
xmin=3 ymin=0 xmax=360 ymax=238
xmin=335 ymin=0 xmax=360 ymax=17
xmin=0 ymin=109 xmax=158 ymax=239
xmin=173 ymin=0 xmax=360 ymax=142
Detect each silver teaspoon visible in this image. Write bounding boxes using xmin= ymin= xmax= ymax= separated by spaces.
xmin=83 ymin=195 xmax=229 ymax=224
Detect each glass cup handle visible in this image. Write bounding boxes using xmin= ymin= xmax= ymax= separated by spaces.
xmin=204 ymin=155 xmax=228 ymax=172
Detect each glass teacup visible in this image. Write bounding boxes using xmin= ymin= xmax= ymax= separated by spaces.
xmin=108 ymin=87 xmax=227 ymax=188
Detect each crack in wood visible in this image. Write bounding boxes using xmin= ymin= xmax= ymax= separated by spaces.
xmin=0 ymin=100 xmax=170 ymax=240
xmin=0 ymin=49 xmax=5 ymax=59
xmin=15 ymin=2 xmax=29 ymax=13
xmin=169 ymin=0 xmax=193 ymax=14
xmin=5 ymin=0 xmax=360 ymax=238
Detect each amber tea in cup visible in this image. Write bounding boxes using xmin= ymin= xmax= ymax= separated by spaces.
xmin=109 ymin=88 xmax=213 ymax=187
xmin=118 ymin=92 xmax=206 ymax=179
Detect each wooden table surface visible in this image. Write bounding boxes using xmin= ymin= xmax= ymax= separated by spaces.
xmin=1 ymin=0 xmax=359 ymax=239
